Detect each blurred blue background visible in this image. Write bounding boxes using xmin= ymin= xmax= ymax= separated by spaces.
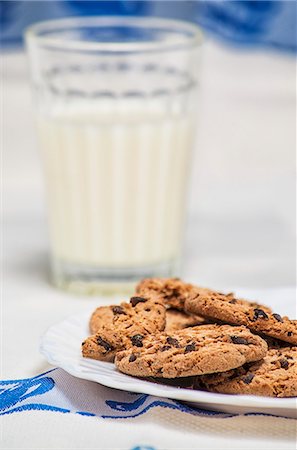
xmin=1 ymin=0 xmax=296 ymax=52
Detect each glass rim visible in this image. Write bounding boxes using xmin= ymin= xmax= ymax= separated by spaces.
xmin=25 ymin=16 xmax=203 ymax=53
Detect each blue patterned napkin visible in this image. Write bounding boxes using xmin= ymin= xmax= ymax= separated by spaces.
xmin=1 ymin=367 xmax=294 ymax=420
xmin=1 ymin=368 xmax=232 ymax=419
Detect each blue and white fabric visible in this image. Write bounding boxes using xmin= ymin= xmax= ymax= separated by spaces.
xmin=0 ymin=368 xmax=238 ymax=419
xmin=1 ymin=367 xmax=295 ymax=420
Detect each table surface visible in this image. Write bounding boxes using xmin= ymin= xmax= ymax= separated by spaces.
xmin=2 ymin=41 xmax=296 ymax=449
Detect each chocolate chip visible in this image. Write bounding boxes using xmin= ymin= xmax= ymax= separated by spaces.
xmin=130 ymin=334 xmax=144 ymax=347
xmin=112 ymin=306 xmax=126 ymax=315
xmin=185 ymin=342 xmax=196 ymax=353
xmin=279 ymin=358 xmax=289 ymax=369
xmin=272 ymin=313 xmax=283 ymax=322
xmin=229 ymin=299 xmax=237 ymax=304
xmin=253 ymin=308 xmax=269 ymax=320
xmin=230 ymin=336 xmax=249 ymax=345
xmin=97 ymin=336 xmax=113 ymax=352
xmin=166 ymin=336 xmax=180 ymax=347
xmin=160 ymin=345 xmax=171 ymax=352
xmin=129 ymin=354 xmax=137 ymax=362
xmin=130 ymin=296 xmax=147 ymax=307
xmin=243 ymin=373 xmax=254 ymax=384
xmin=287 ymin=331 xmax=292 ymax=337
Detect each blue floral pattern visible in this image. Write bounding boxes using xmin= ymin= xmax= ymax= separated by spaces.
xmin=0 ymin=370 xmax=69 ymax=415
xmin=0 ymin=368 xmax=231 ymax=419
xmin=0 ymin=368 xmax=294 ymax=420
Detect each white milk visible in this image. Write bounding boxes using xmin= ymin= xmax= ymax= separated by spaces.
xmin=38 ymin=102 xmax=195 ymax=269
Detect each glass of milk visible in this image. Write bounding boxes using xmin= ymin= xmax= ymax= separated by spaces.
xmin=26 ymin=17 xmax=203 ymax=294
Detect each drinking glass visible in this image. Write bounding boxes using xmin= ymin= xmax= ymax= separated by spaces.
xmin=26 ymin=16 xmax=203 ymax=294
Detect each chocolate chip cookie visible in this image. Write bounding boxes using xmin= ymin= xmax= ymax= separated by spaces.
xmin=165 ymin=309 xmax=206 ymax=332
xmin=136 ymin=278 xmax=197 ymax=311
xmin=194 ymin=347 xmax=297 ymax=397
xmin=89 ymin=306 xmax=115 ymax=335
xmin=89 ymin=305 xmax=205 ymax=335
xmin=115 ymin=324 xmax=268 ymax=378
xmin=185 ymin=288 xmax=297 ymax=345
xmin=82 ymin=295 xmax=166 ymax=362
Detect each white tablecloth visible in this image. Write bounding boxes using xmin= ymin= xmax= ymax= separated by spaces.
xmin=2 ymin=41 xmax=296 ymax=449
xmin=2 ymin=407 xmax=296 ymax=450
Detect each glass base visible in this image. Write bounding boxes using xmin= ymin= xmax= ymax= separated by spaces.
xmin=51 ymin=257 xmax=180 ymax=296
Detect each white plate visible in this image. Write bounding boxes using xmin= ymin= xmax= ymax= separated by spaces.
xmin=40 ymin=307 xmax=297 ymax=419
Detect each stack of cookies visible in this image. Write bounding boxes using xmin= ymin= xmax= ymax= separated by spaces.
xmin=82 ymin=278 xmax=297 ymax=398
